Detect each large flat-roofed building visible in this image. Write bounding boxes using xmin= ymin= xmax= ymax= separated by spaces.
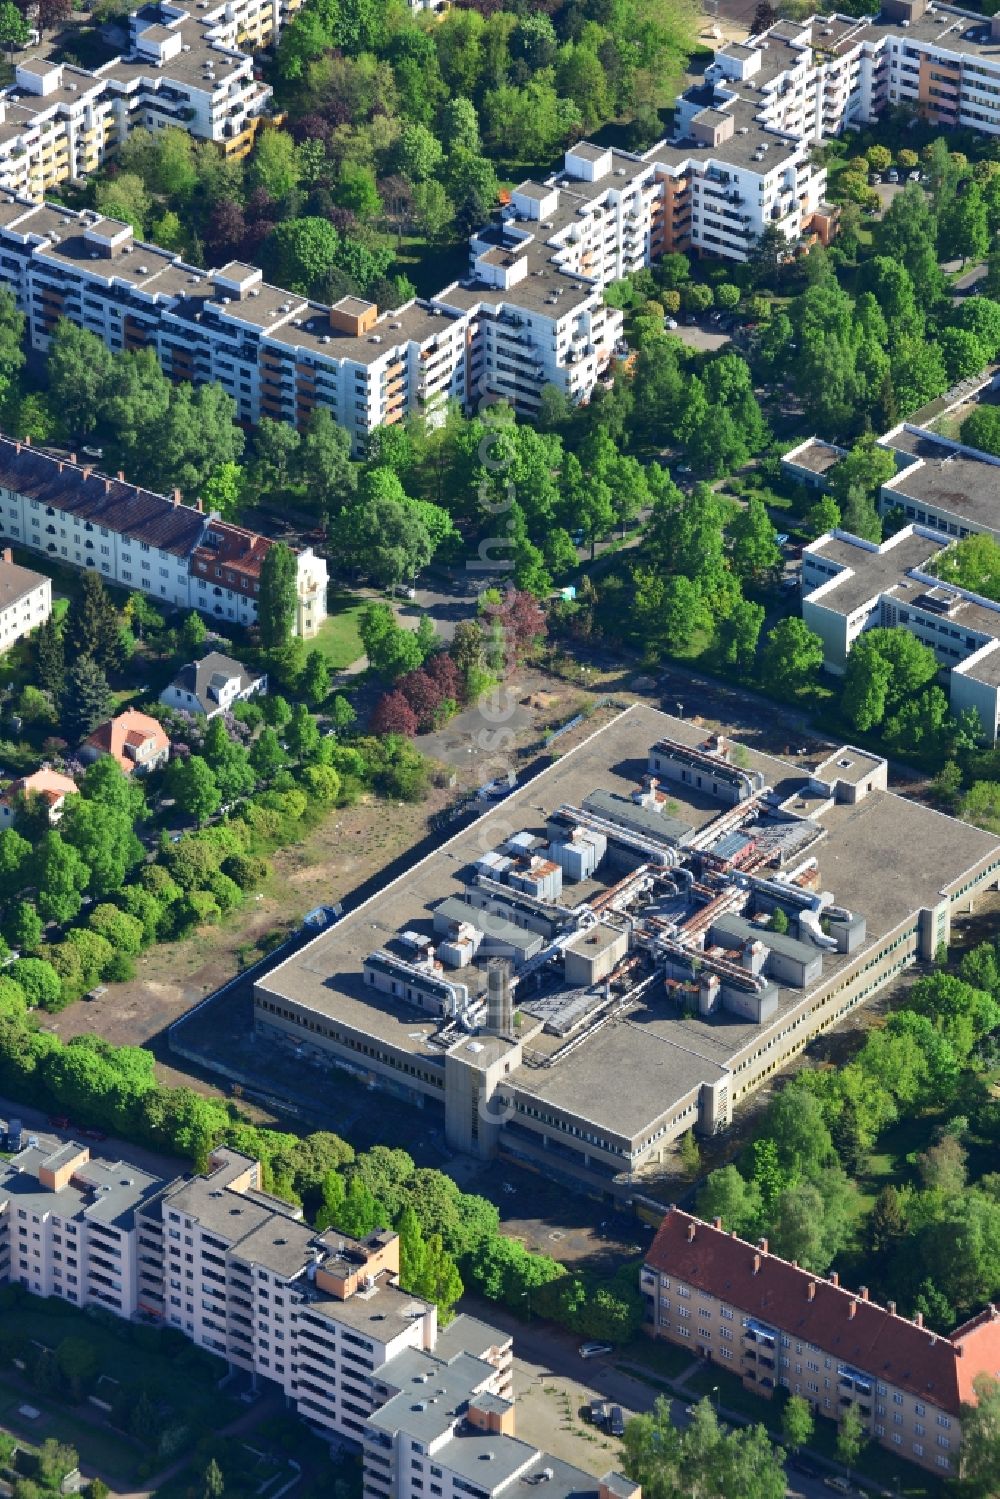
xmin=642 ymin=1208 xmax=1000 ymax=1477
xmin=253 ymin=705 xmax=1000 ymax=1192
xmin=0 ymin=1134 xmax=636 ymax=1499
xmin=802 ymin=523 xmax=1000 ymax=738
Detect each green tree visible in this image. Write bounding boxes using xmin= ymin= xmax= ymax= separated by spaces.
xmin=938 ymin=183 xmax=989 ymax=265
xmin=201 ymin=718 xmax=256 ymax=803
xmin=298 ymin=408 xmax=356 ymax=518
xmin=62 ymin=656 xmax=114 ymax=742
xmin=35 ymin=614 xmax=65 ymax=698
xmin=264 ymin=217 xmax=338 ymax=296
xmin=961 ymin=1373 xmax=1000 ymax=1497
xmin=841 ymin=627 xmax=938 ymax=732
xmin=202 ymin=1457 xmax=225 ymax=1499
xmin=716 ymin=599 xmax=765 ymax=671
xmin=300 ymin=649 xmax=331 ymax=707
xmin=836 ymin=1403 xmax=865 ymax=1481
xmin=678 ymin=1129 xmax=701 ymax=1179
xmin=781 ymin=1394 xmax=814 ymax=1455
xmin=36 ymin=832 xmax=89 ymax=926
xmin=47 ymin=320 xmax=115 ymax=438
xmin=258 ymin=542 xmax=298 ymax=651
xmin=66 ymin=572 xmax=121 ymax=672
xmin=359 ymin=602 xmax=423 ymax=680
xmin=5 ymin=900 xmax=42 ymax=954
xmin=250 ymin=728 xmax=286 ymax=782
xmin=761 ymin=618 xmax=824 ymax=695
xmin=729 ymin=497 xmax=781 ymax=581
xmin=286 ymin=702 xmax=320 ymax=761
xmin=9 ymin=957 xmax=60 ymax=1009
xmin=696 ymin=1164 xmax=763 ymax=1238
xmin=167 ymin=756 xmax=221 ymax=825
xmin=148 ymin=382 xmax=244 ymax=496
xmin=201 ymin=462 xmax=245 ymax=521
xmin=0 ymin=2 xmax=30 ymax=53
xmin=827 ymin=433 xmax=896 ymax=511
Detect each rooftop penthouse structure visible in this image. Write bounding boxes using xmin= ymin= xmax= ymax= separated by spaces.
xmin=253 ymin=705 xmax=1000 ymax=1193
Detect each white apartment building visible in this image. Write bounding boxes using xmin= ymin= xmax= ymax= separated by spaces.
xmin=0 ymin=434 xmax=327 ymax=636
xmin=0 ymin=544 xmax=49 ymax=650
xmin=0 ymin=1137 xmax=637 ymax=1499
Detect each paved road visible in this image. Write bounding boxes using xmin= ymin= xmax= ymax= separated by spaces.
xmin=459 ymin=1298 xmax=881 ymax=1499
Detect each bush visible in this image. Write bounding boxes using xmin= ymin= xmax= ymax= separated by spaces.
xmin=8 ymin=957 xmax=62 ymax=1011
xmin=221 ymin=852 xmax=270 ymax=890
xmin=89 ymin=904 xmax=145 ymax=956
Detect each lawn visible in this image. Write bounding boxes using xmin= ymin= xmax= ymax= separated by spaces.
xmin=0 ymin=1286 xmax=238 ymax=1486
xmin=0 ymin=1377 xmax=139 ymax=1484
xmin=309 ymin=591 xmax=367 ymax=669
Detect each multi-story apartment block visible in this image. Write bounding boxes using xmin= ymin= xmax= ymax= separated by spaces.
xmin=4 ymin=3 xmax=1000 ymax=437
xmin=643 ymin=1209 xmax=1000 ymax=1476
xmin=0 ymin=544 xmax=49 ymax=650
xmin=0 ymin=434 xmax=327 ymax=635
xmin=0 ymin=1136 xmax=637 ymax=1499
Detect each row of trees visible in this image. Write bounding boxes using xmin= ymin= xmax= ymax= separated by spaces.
xmin=697 ymin=945 xmax=1000 ymax=1327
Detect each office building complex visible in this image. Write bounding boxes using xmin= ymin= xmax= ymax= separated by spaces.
xmin=801 ymin=524 xmax=1000 ymax=740
xmin=252 ymin=705 xmax=1000 ymax=1192
xmin=643 ymin=1208 xmax=1000 ymax=1476
xmin=0 ymin=434 xmax=327 ymax=635
xmin=0 ymin=1136 xmax=636 ymax=1499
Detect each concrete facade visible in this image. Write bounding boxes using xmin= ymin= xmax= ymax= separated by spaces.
xmin=252 ymin=706 xmax=1000 ymax=1194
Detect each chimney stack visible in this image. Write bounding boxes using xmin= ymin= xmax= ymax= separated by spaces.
xmin=104 ymin=479 xmax=111 ymax=493
xmin=172 ymin=488 xmax=181 ymax=506
xmin=914 ymin=1311 xmax=924 ymax=1328
xmin=848 ymin=1301 xmax=857 ymax=1320
xmin=713 ymin=1217 xmax=722 ymax=1230
xmin=888 ymin=1302 xmax=896 ymax=1316
xmin=69 ymin=452 xmax=76 ymax=463
xmin=687 ymin=1221 xmax=696 ymax=1243
xmin=23 ymin=434 xmax=30 ymax=446
xmin=117 ymin=470 xmax=125 ymax=481
xmin=860 ymin=1286 xmax=869 ymax=1302
xmin=829 ymin=1271 xmax=839 ymax=1287
xmin=759 ymin=1237 xmax=768 ymax=1254
xmin=807 ymin=1281 xmax=816 ymax=1301
xmin=196 ymin=497 xmax=203 ymax=513
xmin=753 ymin=1253 xmax=761 ymax=1275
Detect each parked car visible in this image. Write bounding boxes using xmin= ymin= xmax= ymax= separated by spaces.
xmin=775 ymin=532 xmax=790 ymax=546
xmin=48 ymin=1115 xmax=70 ymax=1129
xmin=578 ymin=1342 xmax=614 ymax=1359
xmin=887 ymin=168 xmax=899 ymax=183
xmin=823 ymin=1477 xmax=853 ymax=1495
xmin=588 ymin=1399 xmax=608 ymax=1425
xmin=908 ymin=168 xmax=922 ymax=182
xmin=664 ymin=316 xmax=678 ymax=330
xmin=608 ymin=1406 xmax=626 ymax=1437
xmin=868 ymin=171 xmax=880 ymax=185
